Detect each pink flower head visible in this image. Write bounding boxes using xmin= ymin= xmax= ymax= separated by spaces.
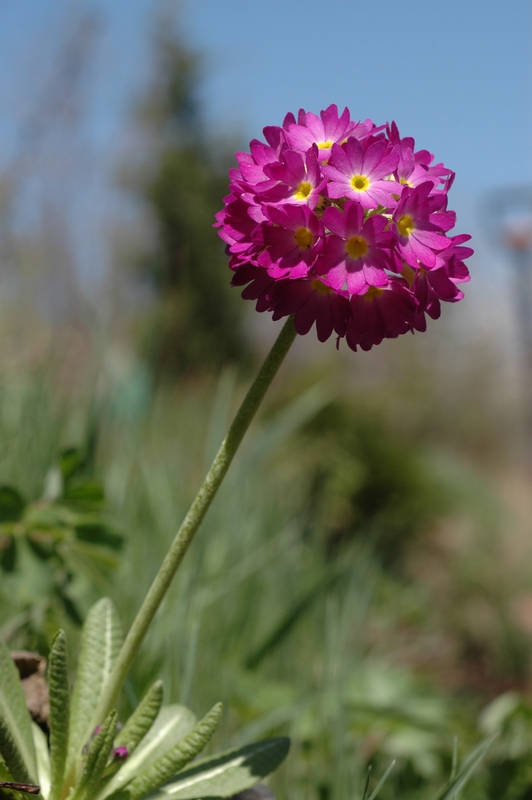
xmin=401 ymin=262 xmax=462 ymax=332
xmin=393 ymin=147 xmax=440 ymax=193
xmin=346 ymin=282 xmax=417 ymax=351
xmin=215 ymin=107 xmax=472 ymax=351
xmin=319 ymin=201 xmax=395 ymax=293
xmin=393 ymin=182 xmax=453 ymax=269
xmin=323 ymin=138 xmax=400 ymax=209
xmin=256 ymin=204 xmax=322 ymax=278
xmin=386 ymin=122 xmax=455 ymax=194
xmin=285 ymin=104 xmax=377 ymax=163
xmin=271 ymin=276 xmax=350 ymax=342
xmin=260 ymin=146 xmax=326 ymax=209
xmin=438 ymin=234 xmax=474 ymax=282
xmin=231 ymin=264 xmax=276 ymax=312
xmin=234 ymin=140 xmax=282 ymax=190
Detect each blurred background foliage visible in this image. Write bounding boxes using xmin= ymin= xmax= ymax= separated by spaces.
xmin=1 ymin=6 xmax=532 ymax=800
xmin=126 ymin=29 xmax=250 ymax=379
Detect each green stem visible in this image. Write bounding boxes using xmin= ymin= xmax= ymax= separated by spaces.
xmin=91 ymin=316 xmax=297 ymax=726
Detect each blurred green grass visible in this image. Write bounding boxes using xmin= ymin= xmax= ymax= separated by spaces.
xmin=1 ymin=347 xmax=532 ymax=800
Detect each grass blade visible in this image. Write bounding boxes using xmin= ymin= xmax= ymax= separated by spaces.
xmin=436 ymin=732 xmax=499 ymax=800
xmin=367 ymin=761 xmax=396 ymax=800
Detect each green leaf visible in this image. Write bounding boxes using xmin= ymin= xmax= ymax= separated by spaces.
xmin=114 ymin=682 xmax=164 ymax=755
xmin=67 ymin=599 xmax=123 ymax=771
xmin=0 ymin=755 xmax=12 ymax=781
xmin=0 ymin=536 xmax=17 ymax=572
xmin=73 ymin=711 xmax=118 ymax=800
xmin=23 ymin=504 xmax=70 ymax=530
xmin=32 ymin=723 xmax=51 ymax=799
xmin=26 ymin=535 xmax=55 ymax=562
xmin=0 ymin=714 xmax=34 ymax=785
xmin=107 ymin=703 xmax=223 ymax=800
xmin=99 ymin=705 xmax=197 ymax=800
xmin=67 ymin=540 xmax=121 ymax=571
xmin=436 ymin=732 xmax=499 ymax=800
xmin=0 ymin=638 xmax=37 ymax=779
xmin=63 ymin=480 xmax=105 ymax=508
xmin=0 ymin=487 xmax=25 ymax=523
xmin=55 ymin=588 xmax=84 ymax=627
xmin=74 ymin=524 xmax=124 ymax=552
xmin=157 ymin=737 xmax=291 ymax=800
xmin=48 ymin=630 xmax=70 ymax=800
xmin=59 ymin=448 xmax=88 ymax=482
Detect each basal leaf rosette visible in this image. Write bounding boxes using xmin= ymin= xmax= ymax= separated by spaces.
xmin=215 ymin=105 xmax=473 ymax=351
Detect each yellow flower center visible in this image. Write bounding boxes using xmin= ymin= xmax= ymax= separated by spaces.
xmin=399 ymin=177 xmax=412 ymax=186
xmin=294 ymin=226 xmax=314 ymax=249
xmin=397 ymin=213 xmax=415 ymax=237
xmin=294 ymin=181 xmax=313 ymax=201
xmin=317 ymin=140 xmax=333 ymax=149
xmin=350 ymin=174 xmax=370 ymax=192
xmin=311 ymin=279 xmax=332 ymax=294
xmin=345 ymin=234 xmax=369 ymax=259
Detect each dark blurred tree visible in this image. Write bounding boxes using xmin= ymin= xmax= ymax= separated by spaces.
xmin=131 ymin=22 xmax=249 ymax=378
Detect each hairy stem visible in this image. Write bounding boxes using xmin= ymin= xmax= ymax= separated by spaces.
xmin=90 ymin=316 xmax=297 ymax=728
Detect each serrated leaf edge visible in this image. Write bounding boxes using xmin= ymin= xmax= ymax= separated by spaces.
xmin=72 ymin=711 xmax=118 ymax=800
xmin=114 ymin=682 xmax=164 ymax=755
xmin=99 ymin=705 xmax=197 ymax=800
xmin=67 ymin=599 xmax=123 ymax=770
xmin=0 ymin=639 xmax=37 ymax=778
xmin=158 ymin=736 xmax=290 ymax=800
xmin=108 ymin=703 xmax=223 ymax=800
xmin=48 ymin=630 xmax=70 ymax=800
xmin=0 ymin=713 xmax=35 ymax=786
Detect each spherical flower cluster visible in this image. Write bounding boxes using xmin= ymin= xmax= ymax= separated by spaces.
xmin=215 ymin=105 xmax=472 ymax=351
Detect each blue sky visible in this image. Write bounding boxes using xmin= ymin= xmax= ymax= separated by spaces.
xmin=1 ymin=0 xmax=530 ymax=187
xmin=181 ymin=0 xmax=532 ymax=194
xmin=0 ymin=0 xmax=531 ymax=284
